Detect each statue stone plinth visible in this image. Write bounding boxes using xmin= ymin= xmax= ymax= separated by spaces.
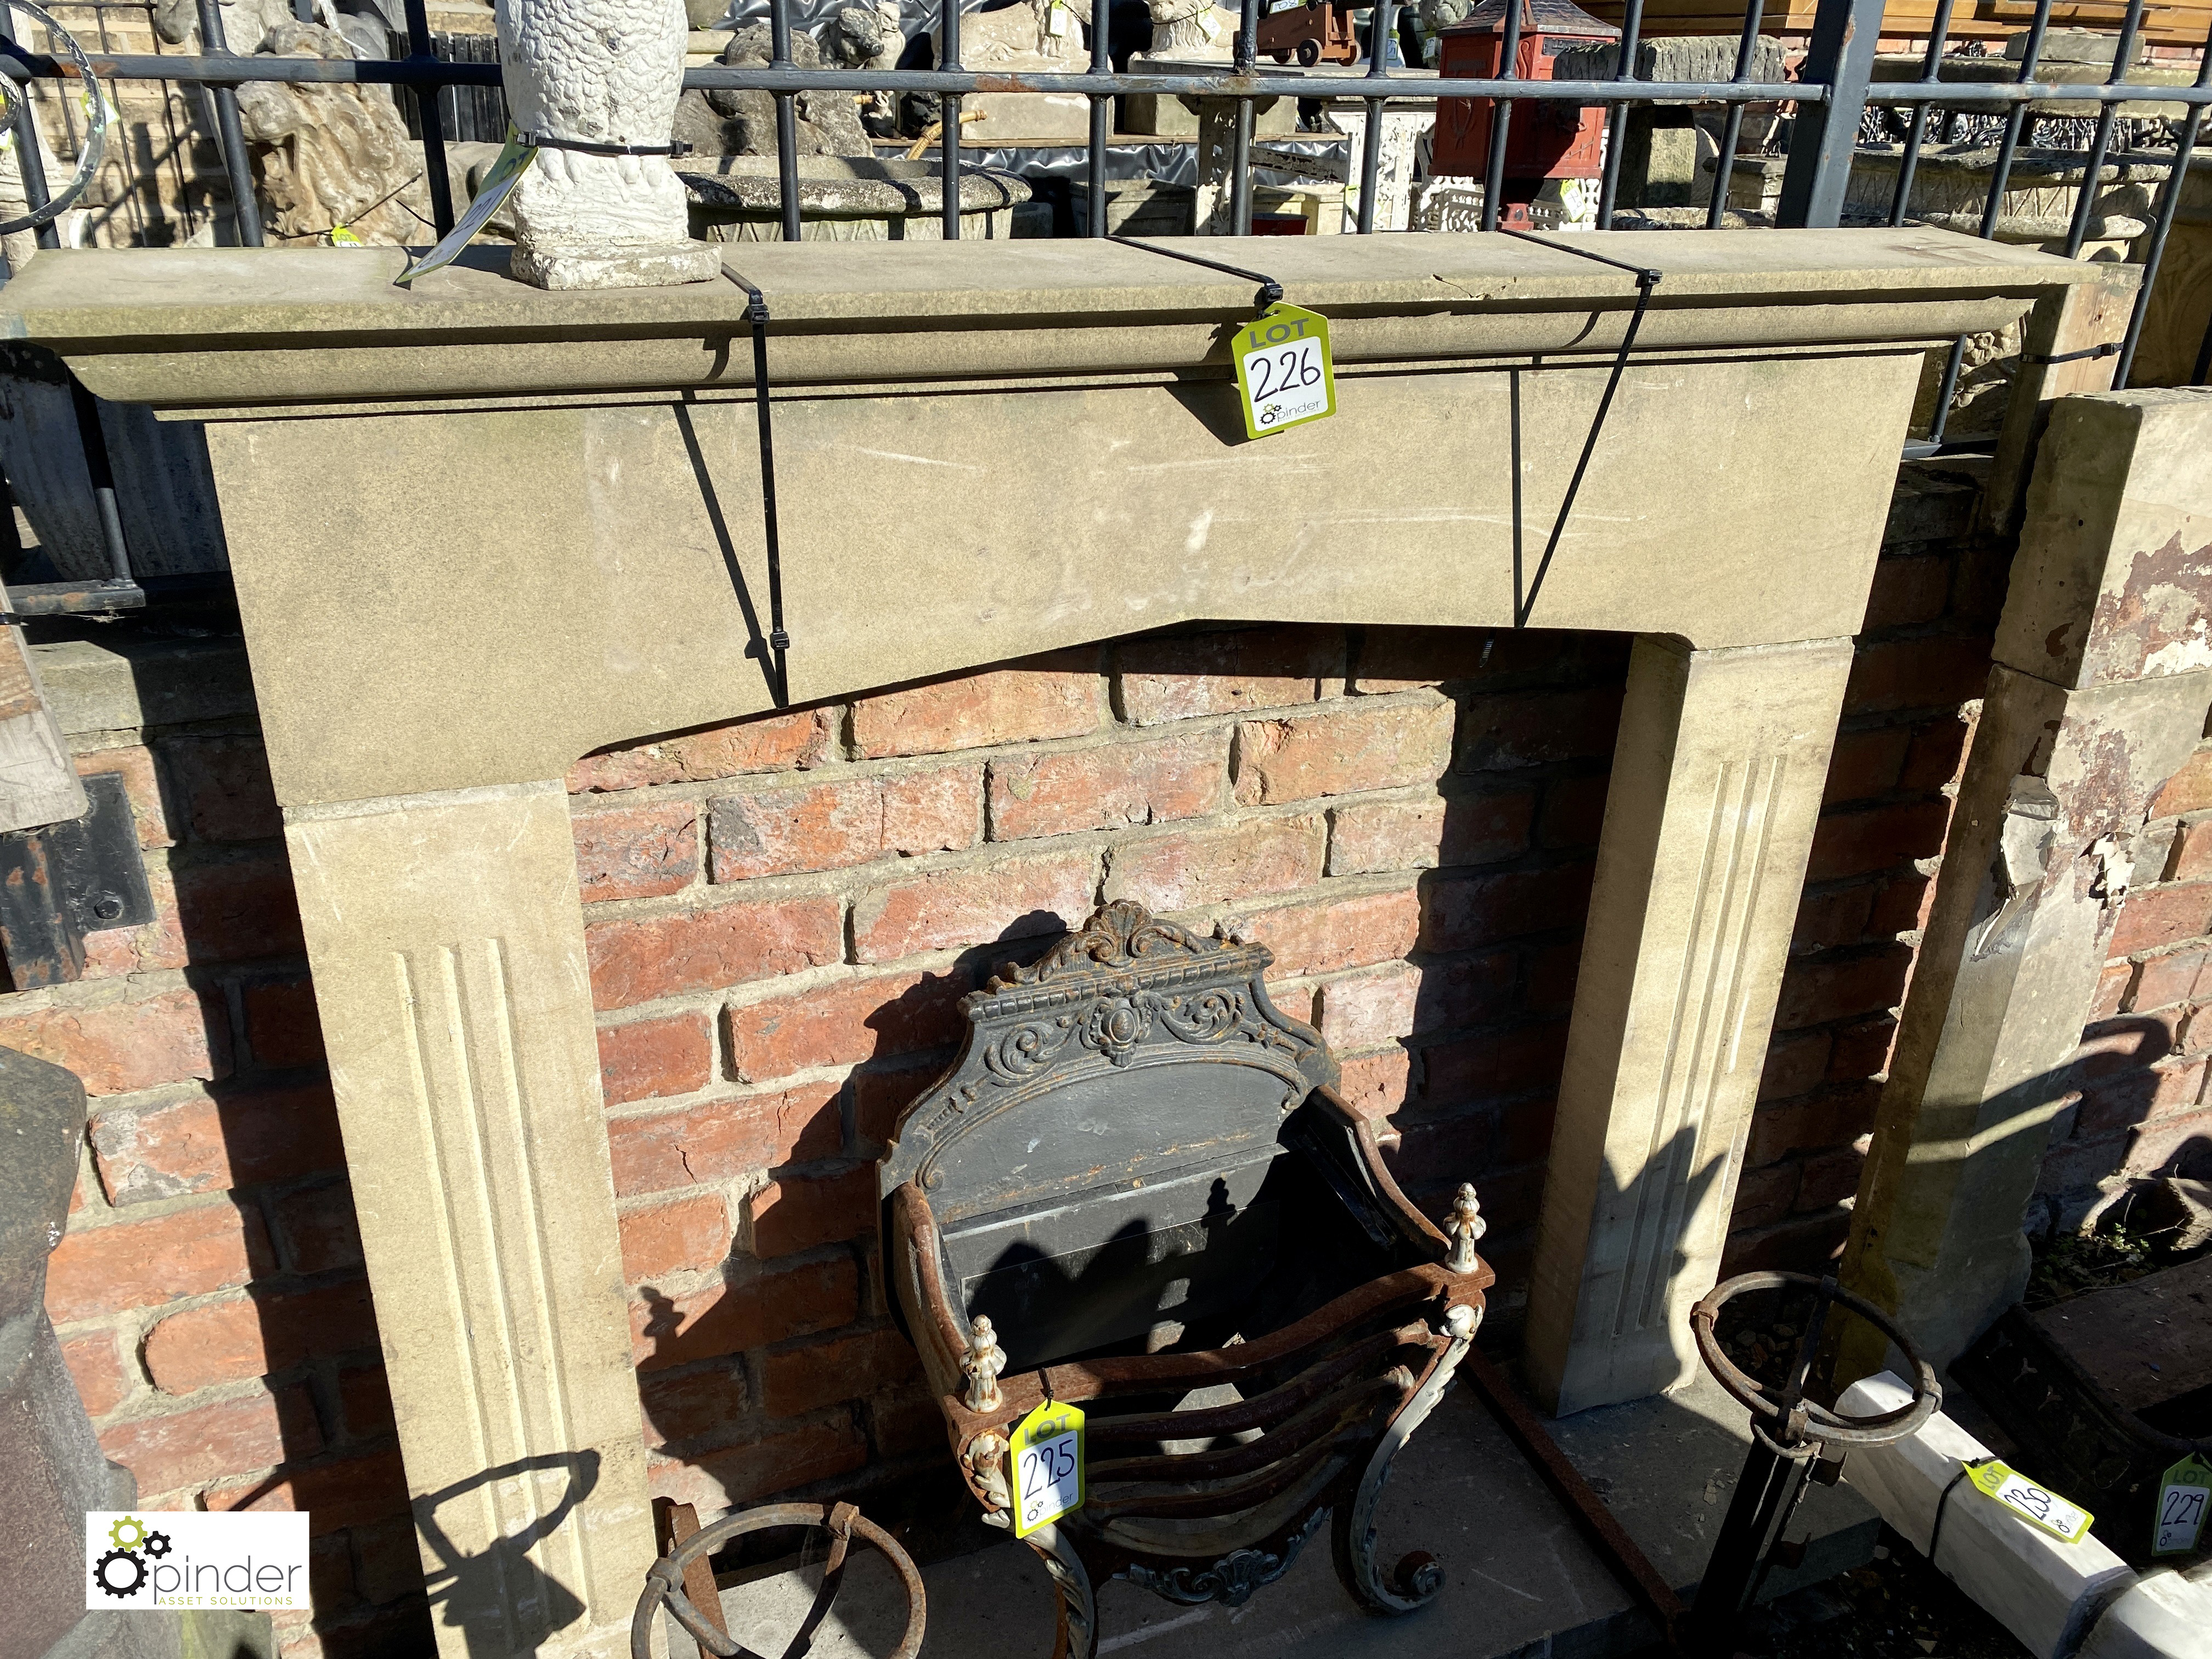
xmin=500 ymin=0 xmax=722 ymax=289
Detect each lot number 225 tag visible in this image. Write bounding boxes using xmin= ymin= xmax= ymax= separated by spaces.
xmin=1008 ymin=1400 xmax=1085 ymax=1539
xmin=1234 ymin=303 xmax=1335 ymax=440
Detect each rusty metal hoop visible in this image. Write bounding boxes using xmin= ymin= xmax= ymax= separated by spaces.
xmin=628 ymin=1499 xmax=927 ymax=1659
xmin=1690 ymin=1270 xmax=1940 ymax=1451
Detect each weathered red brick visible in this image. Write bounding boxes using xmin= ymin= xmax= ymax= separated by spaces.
xmin=1900 ymin=715 xmax=1975 ymax=793
xmin=144 ymin=1279 xmax=380 ymax=1394
xmin=271 ymin=1182 xmax=363 ymax=1276
xmin=1773 ymin=945 xmax=1912 ymax=1030
xmin=1730 ymin=1160 xmax=1802 ymax=1231
xmin=1270 ymin=983 xmax=1317 ymax=1026
xmin=103 ymin=1385 xmax=321 ymax=1497
xmin=2080 ymin=1056 xmax=2206 ymax=1137
xmin=851 ymin=652 xmax=1102 ymax=759
xmin=1243 ymin=887 xmax=1419 ymax=979
xmin=1385 ymin=1110 xmax=1494 ymax=1190
xmin=1412 ymin=951 xmax=1518 ymax=1034
xmin=872 ymin=1390 xmax=951 ymax=1458
xmin=1103 ymin=816 xmax=1324 ymax=912
xmin=0 ymin=987 xmax=228 ymax=1096
xmin=1234 ymin=702 xmax=1454 ymax=806
xmin=1421 ymin=864 xmax=1594 ymax=953
xmin=989 ymin=731 xmax=1226 ymax=841
xmin=1420 ymin=1023 xmax=1570 ymax=1104
xmin=1116 ymin=627 xmax=1344 ymax=724
xmin=47 ymin=1200 xmax=270 ymax=1323
xmin=620 ymin=1193 xmax=731 ymax=1283
xmin=242 ymin=978 xmax=325 ymax=1070
xmin=648 ymin=1420 xmax=868 ymax=1511
xmin=852 ymin=851 xmax=1096 ymax=963
xmin=2091 ymin=961 xmax=2137 ymax=1020
xmin=1338 ymin=1048 xmax=1413 ymax=1121
xmin=1455 ymin=686 xmax=1623 ymax=774
xmin=205 ymin=1446 xmax=410 ymax=1535
xmin=1795 ymin=1144 xmax=1869 ymax=1210
xmin=759 ymin=1328 xmax=922 ymax=1417
xmin=725 ymin=970 xmax=966 ymax=1084
xmin=2112 ymin=883 xmax=2212 ymax=959
xmin=2152 ymin=746 xmax=2212 ymax=819
xmin=586 ymin=896 xmax=843 ymax=1010
xmin=338 ymin=1366 xmax=394 ymax=1441
xmin=1328 ymin=789 xmax=1536 ymax=876
xmin=79 ymin=866 xmax=188 ymax=979
xmin=1807 ymin=799 xmax=1953 ymax=882
xmin=1829 ymin=1016 xmax=1899 ymax=1082
xmin=348 ymin=1515 xmax=421 ymax=1605
xmin=1845 ymin=635 xmax=1992 ymax=715
xmin=1759 ymin=1032 xmax=1832 ymax=1102
xmin=2168 ymin=818 xmax=2212 ymax=884
xmin=1720 ymin=1211 xmax=1850 ymax=1279
xmin=608 ymin=1081 xmax=843 ymax=1195
xmin=1819 ymin=729 xmax=1911 ymax=806
xmin=90 ymin=1083 xmax=343 ymax=1204
xmin=1522 ymin=939 xmax=1583 ymax=1017
xmin=1795 ymin=885 xmax=1877 ymax=953
xmin=1867 ymin=873 xmax=1936 ymax=939
xmin=748 ymin=1166 xmax=877 ymax=1257
xmin=1746 ymin=1084 xmax=1881 ymax=1169
xmin=75 ymin=746 xmax=173 ymax=848
xmin=572 ymin=801 xmax=698 ymax=902
xmin=569 ymin=709 xmax=837 ymax=792
xmin=633 ymin=1256 xmax=859 ymax=1370
xmin=164 ymin=736 xmax=282 ymax=843
xmin=712 ymin=764 xmax=982 ymax=880
xmin=61 ymin=1330 xmax=131 ymax=1417
xmin=1317 ymin=966 xmax=1420 ymax=1052
xmin=2130 ymin=946 xmax=2211 ymax=1012
xmin=1862 ymin=556 xmax=1953 ymax=630
xmin=173 ymin=856 xmax=306 ymax=962
xmin=1536 ymin=773 xmax=1613 ymax=852
xmin=639 ymin=1361 xmax=747 ymax=1448
xmin=598 ymin=1013 xmax=714 ymax=1107
xmin=2129 ymin=1105 xmax=2212 ymax=1175
xmin=853 ymin=1062 xmax=941 ymax=1147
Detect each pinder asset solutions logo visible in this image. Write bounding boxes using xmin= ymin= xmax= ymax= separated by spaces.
xmin=84 ymin=1511 xmax=311 ymax=1611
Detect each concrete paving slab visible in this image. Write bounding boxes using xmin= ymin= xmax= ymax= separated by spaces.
xmin=668 ymin=1369 xmax=1878 ymax=1659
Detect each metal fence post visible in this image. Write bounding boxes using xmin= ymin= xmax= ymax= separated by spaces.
xmin=1774 ymin=0 xmax=1880 ymax=227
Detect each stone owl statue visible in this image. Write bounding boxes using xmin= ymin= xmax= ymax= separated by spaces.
xmin=497 ymin=0 xmax=721 ymax=288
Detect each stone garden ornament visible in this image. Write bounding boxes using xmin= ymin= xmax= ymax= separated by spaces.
xmin=494 ymin=0 xmax=721 ymax=287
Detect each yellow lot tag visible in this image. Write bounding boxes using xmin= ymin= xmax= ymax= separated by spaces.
xmin=2154 ymin=1454 xmax=2209 ymax=1556
xmin=1008 ymin=1399 xmax=1085 ymax=1539
xmin=1966 ymin=1460 xmax=2095 ymax=1544
xmin=1233 ymin=303 xmax=1335 ymax=440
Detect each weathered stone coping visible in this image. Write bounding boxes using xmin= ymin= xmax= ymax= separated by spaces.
xmin=1 ymin=230 xmax=2096 ymax=409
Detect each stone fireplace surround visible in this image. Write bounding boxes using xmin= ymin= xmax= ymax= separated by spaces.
xmin=4 ymin=231 xmax=2094 ymax=1657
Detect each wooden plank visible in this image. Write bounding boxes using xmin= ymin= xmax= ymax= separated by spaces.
xmin=2033 ymin=1252 xmax=2212 ymax=1416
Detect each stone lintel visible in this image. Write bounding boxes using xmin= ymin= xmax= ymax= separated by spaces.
xmin=1528 ymin=634 xmax=1857 ymax=1417
xmin=284 ymin=781 xmax=653 ymax=1658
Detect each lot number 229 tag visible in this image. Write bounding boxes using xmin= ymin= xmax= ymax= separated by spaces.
xmin=1008 ymin=1400 xmax=1085 ymax=1539
xmin=1234 ymin=303 xmax=1335 ymax=439
xmin=2154 ymin=1455 xmax=2210 ymax=1555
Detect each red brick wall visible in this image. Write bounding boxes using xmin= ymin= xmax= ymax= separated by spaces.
xmin=26 ymin=463 xmax=2183 ymax=1657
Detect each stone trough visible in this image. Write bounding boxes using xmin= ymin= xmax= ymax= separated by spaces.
xmin=679 ymin=156 xmax=1033 ymax=242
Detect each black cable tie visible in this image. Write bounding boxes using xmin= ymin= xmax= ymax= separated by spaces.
xmin=2024 ymin=341 xmax=2120 ymax=365
xmin=1108 ymin=235 xmax=1284 ymax=315
xmin=1925 ymin=1460 xmax=1984 ymax=1575
xmin=1493 ymin=229 xmax=1664 ymax=628
xmin=723 ymin=267 xmax=792 ymax=710
xmin=522 ymin=131 xmax=693 ymax=157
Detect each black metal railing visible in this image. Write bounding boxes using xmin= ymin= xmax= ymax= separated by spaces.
xmin=0 ymin=0 xmax=2207 ymax=608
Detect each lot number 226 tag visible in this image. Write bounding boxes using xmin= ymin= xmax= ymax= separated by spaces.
xmin=1008 ymin=1400 xmax=1085 ymax=1539
xmin=1234 ymin=303 xmax=1335 ymax=440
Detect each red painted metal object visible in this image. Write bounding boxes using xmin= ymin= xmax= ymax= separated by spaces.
xmin=1431 ymin=0 xmax=1618 ymax=227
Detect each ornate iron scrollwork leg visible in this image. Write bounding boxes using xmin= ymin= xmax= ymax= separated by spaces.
xmin=1334 ymin=1303 xmax=1480 ymax=1615
xmin=1025 ymin=1521 xmax=1098 ymax=1659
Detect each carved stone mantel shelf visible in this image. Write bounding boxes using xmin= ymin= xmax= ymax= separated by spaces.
xmin=2 ymin=233 xmax=2093 ymax=1659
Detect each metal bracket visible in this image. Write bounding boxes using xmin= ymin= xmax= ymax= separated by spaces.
xmin=0 ymin=771 xmax=156 ymax=988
